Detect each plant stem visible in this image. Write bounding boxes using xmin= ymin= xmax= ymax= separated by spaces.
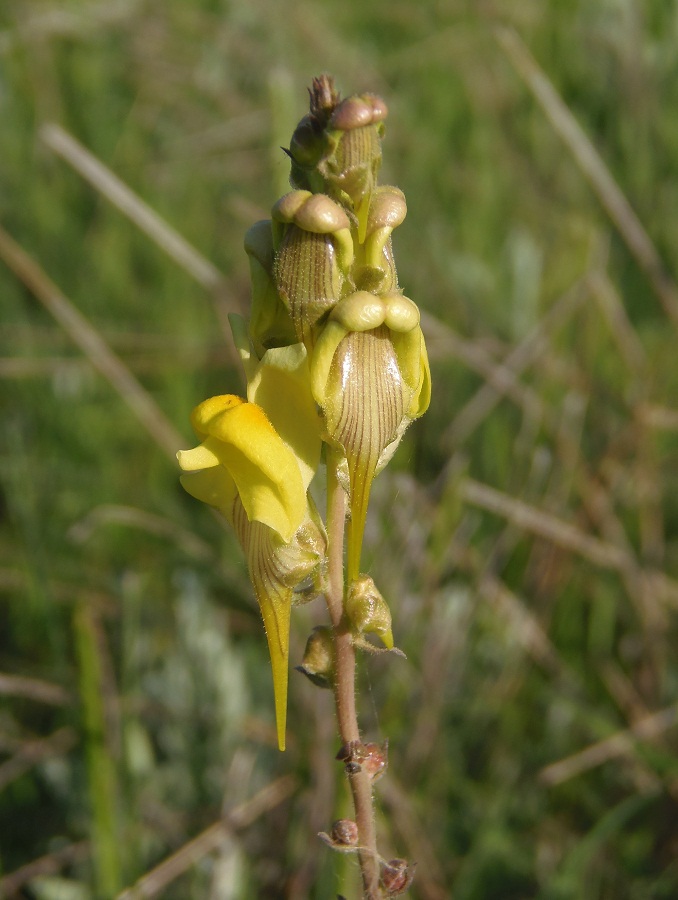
xmin=73 ymin=603 xmax=122 ymax=899
xmin=325 ymin=452 xmax=381 ymax=899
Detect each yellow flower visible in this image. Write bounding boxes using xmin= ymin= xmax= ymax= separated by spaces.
xmin=177 ymin=383 xmax=325 ymax=751
xmin=178 ymin=395 xmax=306 ymax=541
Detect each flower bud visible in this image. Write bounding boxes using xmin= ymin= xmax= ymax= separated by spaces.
xmin=244 ymin=220 xmax=296 ymax=351
xmin=318 ymin=818 xmax=360 ymax=853
xmin=288 ymin=115 xmax=325 ymax=167
xmin=287 ymin=76 xmax=339 ymax=194
xmin=328 ymin=94 xmax=388 ymax=131
xmin=353 ymin=186 xmax=407 ymax=293
xmin=296 ymin=625 xmax=335 ymax=688
xmin=325 ymin=120 xmax=384 ymax=227
xmin=335 ymin=739 xmax=388 ymax=780
xmin=310 ymin=297 xmax=430 ymax=579
xmin=330 ymin=818 xmax=359 ymax=847
xmin=345 ymin=575 xmax=393 ymax=648
xmin=380 ymin=858 xmax=416 ymax=895
xmin=272 ymin=192 xmax=353 ymax=349
xmin=319 ymin=93 xmax=388 ymax=235
xmin=359 ymin=741 xmax=388 ymax=781
xmin=285 ymin=78 xmax=388 ymax=234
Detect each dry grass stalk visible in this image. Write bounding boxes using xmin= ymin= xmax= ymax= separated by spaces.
xmin=0 ymin=841 xmax=90 ymax=897
xmin=0 ymin=673 xmax=72 ymax=707
xmin=0 ymin=727 xmax=77 ymax=792
xmin=39 ymin=123 xmax=242 ymax=347
xmin=115 ymin=775 xmax=297 ymax=899
xmin=539 ymin=703 xmax=678 ymax=787
xmin=443 ymin=274 xmax=588 ymax=447
xmin=495 ymin=25 xmax=678 ymax=326
xmin=0 ymin=224 xmax=184 ymax=460
xmin=39 ymin=124 xmax=226 ymax=297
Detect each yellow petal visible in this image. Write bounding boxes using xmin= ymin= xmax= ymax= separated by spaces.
xmin=391 ymin=328 xmax=431 ymax=417
xmin=179 ymin=467 xmax=238 ymax=523
xmin=232 ymin=500 xmax=326 ymax=752
xmin=232 ymin=503 xmax=292 ymax=751
xmin=310 ymin=319 xmax=348 ymax=406
xmin=188 ymin=395 xmax=306 ymax=542
xmin=176 ymin=444 xmax=221 ymax=471
xmin=247 ymin=343 xmax=322 ymax=492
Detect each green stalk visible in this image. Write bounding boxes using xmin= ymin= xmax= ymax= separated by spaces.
xmin=74 ymin=603 xmax=122 ymax=898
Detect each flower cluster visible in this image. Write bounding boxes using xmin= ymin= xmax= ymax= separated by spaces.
xmin=178 ymin=75 xmax=430 ymax=751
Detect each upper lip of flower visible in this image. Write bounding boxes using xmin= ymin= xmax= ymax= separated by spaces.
xmin=177 ymin=322 xmax=324 ymax=543
xmin=177 ymin=393 xmax=308 ymax=543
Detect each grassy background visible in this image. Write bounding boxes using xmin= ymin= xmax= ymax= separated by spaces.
xmin=2 ymin=0 xmax=678 ymax=897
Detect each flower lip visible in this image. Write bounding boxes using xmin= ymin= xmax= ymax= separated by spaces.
xmin=180 ymin=394 xmax=307 ymax=543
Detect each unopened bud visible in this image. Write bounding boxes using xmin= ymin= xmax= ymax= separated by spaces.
xmin=288 ymin=115 xmax=325 ymax=168
xmin=328 ymin=94 xmax=387 ymax=131
xmin=308 ymin=74 xmax=340 ymax=122
xmin=296 ymin=626 xmax=335 ymax=688
xmin=323 ymin=94 xmax=388 ymax=216
xmin=272 ymin=193 xmax=353 ymax=349
xmin=345 ymin=575 xmax=393 ymax=648
xmin=318 ymin=818 xmax=360 ymax=853
xmin=331 ymin=818 xmax=359 ymax=847
xmin=335 ymin=739 xmax=388 ymax=781
xmin=354 ymin=186 xmax=407 ymax=292
xmin=380 ymin=858 xmax=416 ymax=895
xmin=360 ymin=740 xmax=388 ymax=781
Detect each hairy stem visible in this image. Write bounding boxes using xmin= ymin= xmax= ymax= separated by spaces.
xmin=325 ymin=452 xmax=381 ymax=898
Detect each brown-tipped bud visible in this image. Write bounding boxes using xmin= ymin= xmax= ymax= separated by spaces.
xmin=318 ymin=818 xmax=360 ymax=853
xmin=380 ymin=858 xmax=416 ymax=895
xmin=360 ymin=740 xmax=388 ymax=781
xmin=329 ymin=94 xmax=388 ymax=131
xmin=273 ymin=191 xmax=351 ymax=236
xmin=288 ymin=115 xmax=325 ymax=168
xmin=321 ymin=94 xmax=388 ymax=216
xmin=335 ymin=739 xmax=388 ymax=781
xmin=272 ymin=192 xmax=353 ymax=350
xmin=366 ymin=186 xmax=406 ymax=233
xmin=329 ymin=96 xmax=374 ymax=131
xmin=308 ymin=74 xmax=341 ymax=123
xmin=345 ymin=575 xmax=394 ymax=649
xmin=296 ymin=625 xmax=334 ymax=688
xmin=331 ymin=818 xmax=359 ymax=847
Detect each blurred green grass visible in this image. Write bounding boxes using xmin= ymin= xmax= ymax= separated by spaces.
xmin=2 ymin=0 xmax=678 ymax=898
